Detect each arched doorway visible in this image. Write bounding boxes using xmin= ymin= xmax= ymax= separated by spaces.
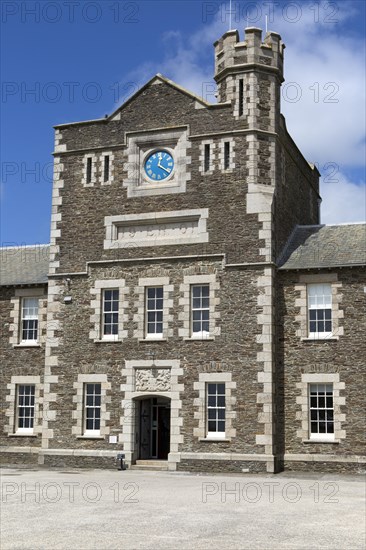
xmin=137 ymin=396 xmax=171 ymax=460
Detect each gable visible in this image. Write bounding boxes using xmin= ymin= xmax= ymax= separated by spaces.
xmin=109 ymin=75 xmax=210 ymax=122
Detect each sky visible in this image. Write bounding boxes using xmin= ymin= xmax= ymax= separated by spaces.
xmin=1 ymin=0 xmax=365 ymax=246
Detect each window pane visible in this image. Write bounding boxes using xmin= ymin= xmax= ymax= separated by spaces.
xmin=202 ymin=298 xmax=209 ymax=308
xmin=217 ymin=396 xmax=225 ymax=407
xmin=192 ymin=322 xmax=201 ymax=332
xmin=192 ymin=286 xmax=201 ymax=297
xmin=218 ymin=408 xmax=225 ymax=420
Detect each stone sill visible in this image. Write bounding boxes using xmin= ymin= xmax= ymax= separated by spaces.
xmin=303 ymin=439 xmax=340 ymax=444
xmin=13 ymin=343 xmax=41 ymax=348
xmin=199 ymin=438 xmax=231 ymax=442
xmin=76 ymin=436 xmax=105 ymax=440
xmin=301 ymin=337 xmax=339 ymax=342
xmin=8 ymin=433 xmax=38 ymax=438
xmin=138 ymin=338 xmax=167 ymax=343
xmin=184 ymin=337 xmax=215 ymax=342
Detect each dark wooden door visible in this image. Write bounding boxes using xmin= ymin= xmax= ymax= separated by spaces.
xmin=157 ymin=406 xmax=170 ymax=459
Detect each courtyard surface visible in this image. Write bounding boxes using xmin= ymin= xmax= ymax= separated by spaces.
xmin=1 ymin=467 xmax=365 ymax=549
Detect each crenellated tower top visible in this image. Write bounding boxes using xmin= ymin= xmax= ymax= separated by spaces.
xmin=214 ymin=28 xmax=285 ymax=130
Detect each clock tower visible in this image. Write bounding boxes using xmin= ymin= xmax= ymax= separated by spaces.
xmin=41 ymin=27 xmax=320 ymax=473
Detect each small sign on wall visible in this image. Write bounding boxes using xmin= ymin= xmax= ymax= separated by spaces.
xmin=109 ymin=435 xmax=118 ymax=444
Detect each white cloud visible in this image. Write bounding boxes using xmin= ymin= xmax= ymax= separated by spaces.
xmin=320 ymin=173 xmax=366 ymax=224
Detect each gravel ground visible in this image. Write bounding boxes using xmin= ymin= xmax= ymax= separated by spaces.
xmin=1 ymin=468 xmax=365 ymax=549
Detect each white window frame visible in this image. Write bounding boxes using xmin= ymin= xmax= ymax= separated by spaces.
xmin=191 ymin=284 xmax=210 ymax=339
xmin=296 ymin=373 xmax=346 ymax=443
xmin=309 ymin=383 xmax=334 ymax=442
xmin=179 ymin=273 xmax=220 ymax=340
xmin=20 ymin=297 xmax=39 ymax=343
xmin=145 ymin=286 xmax=164 ymax=339
xmin=83 ymin=383 xmax=102 ymax=436
xmin=307 ymin=283 xmax=333 ymax=339
xmin=206 ymin=382 xmax=226 ymax=439
xmin=102 ymin=288 xmax=119 ymax=341
xmin=4 ymin=376 xmax=41 ymax=437
xmin=15 ymin=384 xmax=36 ymax=434
xmin=72 ymin=375 xmax=111 ymax=438
xmin=133 ymin=277 xmax=173 ymax=341
xmin=193 ymin=372 xmax=236 ymax=441
xmin=89 ymin=279 xmax=128 ymax=343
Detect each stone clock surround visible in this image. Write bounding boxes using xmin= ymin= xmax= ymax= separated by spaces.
xmin=123 ymin=127 xmax=191 ymax=197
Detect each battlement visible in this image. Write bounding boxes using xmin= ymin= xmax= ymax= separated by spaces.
xmin=214 ymin=27 xmax=285 ymax=83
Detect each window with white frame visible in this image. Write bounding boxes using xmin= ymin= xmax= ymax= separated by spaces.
xmin=146 ymin=287 xmax=163 ymax=338
xmin=102 ymin=289 xmax=119 ymax=339
xmin=16 ymin=384 xmax=35 ymax=433
xmin=191 ymin=284 xmax=210 ymax=338
xmin=84 ymin=383 xmax=101 ymax=434
xmin=207 ymin=383 xmax=226 ymax=437
xmin=308 ymin=283 xmax=332 ymax=338
xmin=309 ymin=383 xmax=334 ymax=440
xmin=21 ymin=298 xmax=39 ymax=342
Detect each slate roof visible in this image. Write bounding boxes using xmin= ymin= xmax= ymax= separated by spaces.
xmin=279 ymin=224 xmax=366 ymax=270
xmin=0 ymin=245 xmax=50 ymax=286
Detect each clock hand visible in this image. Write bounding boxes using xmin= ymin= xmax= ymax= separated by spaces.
xmin=158 ymin=163 xmax=171 ymax=174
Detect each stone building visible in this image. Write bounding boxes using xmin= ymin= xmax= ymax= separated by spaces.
xmin=1 ymin=28 xmax=365 ymax=473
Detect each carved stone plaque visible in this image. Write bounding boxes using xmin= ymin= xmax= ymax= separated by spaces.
xmin=135 ymin=368 xmax=171 ymax=392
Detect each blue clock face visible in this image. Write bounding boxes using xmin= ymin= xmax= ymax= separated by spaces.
xmin=144 ymin=150 xmax=174 ymax=182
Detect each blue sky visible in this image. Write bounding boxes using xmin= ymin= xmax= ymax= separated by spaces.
xmin=1 ymin=0 xmax=365 ymax=246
